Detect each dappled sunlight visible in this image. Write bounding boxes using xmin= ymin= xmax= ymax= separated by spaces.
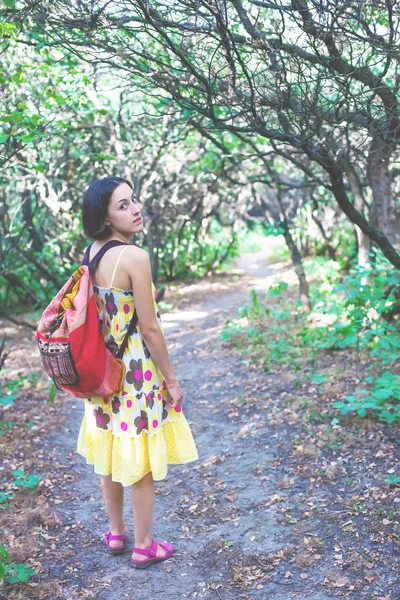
xmin=194 ymin=322 xmax=226 ymax=347
xmin=245 ymin=269 xmax=297 ymax=293
xmin=236 ymin=413 xmax=264 ymax=439
xmin=307 ymin=312 xmax=338 ymax=328
xmin=161 ymin=309 xmax=209 ymax=329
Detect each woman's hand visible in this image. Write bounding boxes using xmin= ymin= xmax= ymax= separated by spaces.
xmin=166 ymin=380 xmax=183 ymax=408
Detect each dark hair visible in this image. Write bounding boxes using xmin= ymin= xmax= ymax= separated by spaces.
xmin=82 ymin=177 xmax=133 ymax=240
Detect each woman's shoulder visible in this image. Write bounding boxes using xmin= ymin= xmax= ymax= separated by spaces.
xmin=124 ymin=244 xmax=149 ymax=260
xmin=121 ymin=245 xmax=152 ymax=283
xmin=121 ymin=244 xmax=151 ymax=272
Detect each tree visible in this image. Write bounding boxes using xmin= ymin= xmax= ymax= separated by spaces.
xmin=16 ymin=0 xmax=399 ymax=266
xmin=0 ymin=19 xmax=241 ymax=310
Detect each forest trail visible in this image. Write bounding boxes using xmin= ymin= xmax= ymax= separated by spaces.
xmin=1 ymin=247 xmax=398 ymax=600
xmin=46 ymin=247 xmax=305 ymax=600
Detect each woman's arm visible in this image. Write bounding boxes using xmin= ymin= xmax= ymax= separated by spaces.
xmin=126 ymin=247 xmax=183 ymax=407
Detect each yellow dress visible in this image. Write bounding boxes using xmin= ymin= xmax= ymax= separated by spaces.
xmin=77 ymin=254 xmax=198 ymax=486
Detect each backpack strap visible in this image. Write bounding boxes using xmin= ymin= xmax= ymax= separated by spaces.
xmin=82 ymin=240 xmax=128 ymax=268
xmin=82 ymin=241 xmax=138 ymax=360
xmin=82 ymin=244 xmax=92 ymax=266
xmin=117 ymin=310 xmax=139 ymax=359
xmin=109 ymin=246 xmax=130 ymax=288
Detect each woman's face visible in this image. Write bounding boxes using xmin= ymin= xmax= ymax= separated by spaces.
xmin=106 ymin=183 xmax=143 ymax=236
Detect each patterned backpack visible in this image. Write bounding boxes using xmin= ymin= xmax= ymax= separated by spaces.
xmin=36 ymin=241 xmax=137 ymax=398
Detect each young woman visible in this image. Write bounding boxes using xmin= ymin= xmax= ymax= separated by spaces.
xmin=78 ymin=176 xmax=198 ymax=569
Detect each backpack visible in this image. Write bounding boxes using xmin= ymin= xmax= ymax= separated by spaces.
xmin=36 ymin=240 xmax=137 ymax=398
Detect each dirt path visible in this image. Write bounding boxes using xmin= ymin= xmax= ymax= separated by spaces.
xmin=45 ymin=249 xmax=302 ymax=600
xmin=2 ymin=248 xmax=399 ymax=599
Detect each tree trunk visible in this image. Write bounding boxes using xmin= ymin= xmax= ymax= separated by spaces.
xmin=107 ymin=116 xmax=133 ymax=181
xmin=270 ymin=188 xmax=312 ymax=310
xmin=367 ymin=136 xmax=396 ymax=244
xmin=310 ymin=147 xmax=400 ymax=270
xmin=279 ymin=217 xmax=312 ymax=311
xmin=22 ymin=188 xmax=43 ymax=252
xmin=311 ymin=212 xmax=336 ymax=259
xmin=346 ymin=163 xmax=370 ymax=266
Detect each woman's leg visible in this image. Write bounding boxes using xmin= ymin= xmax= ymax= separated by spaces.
xmin=100 ymin=474 xmax=125 ymax=549
xmin=130 ymin=472 xmax=168 ymax=561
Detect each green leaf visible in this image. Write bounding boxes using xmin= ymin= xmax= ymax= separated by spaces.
xmin=7 ymin=563 xmax=36 ymax=583
xmin=0 ymin=545 xmax=10 ymax=561
xmin=11 ymin=469 xmax=25 ymax=477
xmin=11 ymin=71 xmax=25 ymax=83
xmin=386 ymin=475 xmax=400 ymax=485
xmin=48 ymin=382 xmax=56 ymax=403
xmin=18 ymin=474 xmax=42 ymax=489
xmin=31 ymin=114 xmax=41 ymax=125
xmin=0 ymin=395 xmax=15 ymax=406
xmin=311 ymin=372 xmax=326 ymax=385
xmin=374 ymin=389 xmax=394 ymax=401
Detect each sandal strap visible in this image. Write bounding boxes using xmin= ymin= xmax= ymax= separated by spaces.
xmin=159 ymin=540 xmax=173 ymax=553
xmin=105 ymin=531 xmax=126 ymax=541
xmin=132 ymin=539 xmax=157 ymax=557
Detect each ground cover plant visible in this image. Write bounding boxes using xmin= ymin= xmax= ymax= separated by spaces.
xmin=218 ymin=250 xmax=400 ymax=595
xmin=0 ymin=340 xmax=63 ymax=596
xmin=222 ymin=246 xmax=400 ymax=500
xmin=223 ymin=252 xmax=400 ymax=424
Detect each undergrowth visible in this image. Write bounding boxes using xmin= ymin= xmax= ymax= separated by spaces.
xmin=221 ymin=255 xmax=400 ymax=424
xmin=0 ymin=343 xmax=45 ymax=586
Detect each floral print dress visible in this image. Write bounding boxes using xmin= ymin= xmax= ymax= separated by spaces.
xmin=77 ymin=274 xmax=198 ymax=486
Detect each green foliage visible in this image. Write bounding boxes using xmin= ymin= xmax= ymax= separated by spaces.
xmin=0 ymin=491 xmax=15 ymax=508
xmin=386 ymin=475 xmax=400 ymax=486
xmin=48 ymin=382 xmax=56 ymax=403
xmin=0 ymin=544 xmax=36 ymax=584
xmin=311 ymin=372 xmax=327 ymax=385
xmin=333 ymin=372 xmax=400 ymax=423
xmin=11 ymin=469 xmax=42 ymax=490
xmin=3 ymin=371 xmax=40 ymax=393
xmin=267 ymin=281 xmax=289 ymax=297
xmin=299 ymin=256 xmax=400 ymax=361
xmin=250 ymin=289 xmax=261 ymax=314
xmin=236 ymin=222 xmax=264 ymax=254
xmin=159 ymin=218 xmax=239 ymax=280
xmin=223 ymin=255 xmax=400 ymax=423
xmin=219 ymin=320 xmax=244 ymax=342
xmin=268 ymin=242 xmax=291 ymax=264
xmin=0 ymin=545 xmax=8 ymax=580
xmin=0 ymin=394 xmax=16 ymax=406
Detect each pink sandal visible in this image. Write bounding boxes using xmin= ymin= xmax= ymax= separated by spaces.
xmin=103 ymin=531 xmax=127 ymax=556
xmin=130 ymin=539 xmax=174 ymax=569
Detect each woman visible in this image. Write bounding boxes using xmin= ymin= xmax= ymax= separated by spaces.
xmin=77 ymin=176 xmax=198 ymax=569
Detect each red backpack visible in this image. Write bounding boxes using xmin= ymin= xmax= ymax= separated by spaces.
xmin=36 ymin=241 xmax=137 ymax=398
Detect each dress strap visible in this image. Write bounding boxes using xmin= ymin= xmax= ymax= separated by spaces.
xmin=110 ymin=246 xmax=129 ymax=287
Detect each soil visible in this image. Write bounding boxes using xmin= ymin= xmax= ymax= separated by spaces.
xmin=0 ymin=247 xmax=399 ymax=600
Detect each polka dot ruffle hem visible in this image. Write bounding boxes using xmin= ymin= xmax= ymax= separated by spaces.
xmin=77 ymin=417 xmax=198 ymax=486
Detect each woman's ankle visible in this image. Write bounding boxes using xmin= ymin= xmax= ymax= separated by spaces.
xmin=110 ymin=522 xmax=125 ymax=534
xmin=134 ymin=537 xmax=152 ymax=549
